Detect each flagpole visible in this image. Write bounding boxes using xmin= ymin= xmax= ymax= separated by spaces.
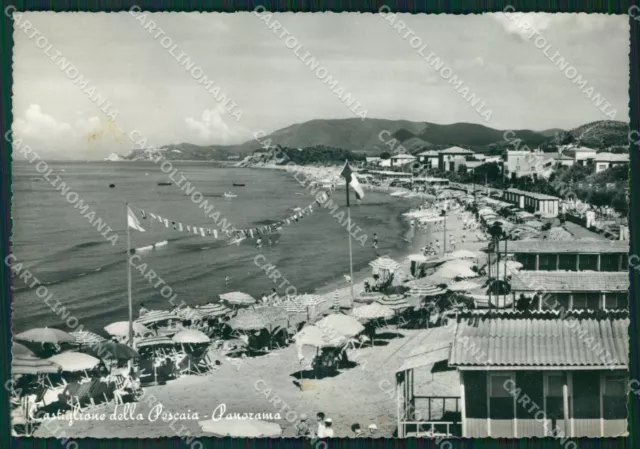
xmin=345 ymin=161 xmax=355 ymax=309
xmin=125 ymin=202 xmax=133 ymax=346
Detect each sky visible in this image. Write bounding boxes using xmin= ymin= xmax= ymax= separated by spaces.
xmin=11 ymin=11 xmax=630 ymax=159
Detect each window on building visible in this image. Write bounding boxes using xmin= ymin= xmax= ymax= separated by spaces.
xmin=545 ymin=374 xmax=565 ymax=425
xmin=606 ymin=293 xmax=629 ymax=310
xmin=572 ymin=373 xmax=600 ymax=419
xmin=600 ymin=254 xmax=621 ymax=272
xmin=578 ymin=255 xmax=598 ymax=271
xmin=603 ymin=375 xmax=627 ymax=420
xmin=559 ymin=254 xmax=577 ymax=271
xmin=538 ymin=254 xmax=555 ymax=270
xmin=572 ymin=293 xmax=600 ymax=310
xmin=489 ymin=374 xmax=515 ymax=419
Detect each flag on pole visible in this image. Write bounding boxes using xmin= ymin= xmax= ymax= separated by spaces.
xmin=127 ymin=207 xmax=146 ymax=232
xmin=341 ymin=161 xmax=365 ymax=200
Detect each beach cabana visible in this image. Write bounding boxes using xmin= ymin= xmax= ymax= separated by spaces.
xmin=351 ymin=303 xmax=394 ymax=321
xmin=444 ymin=250 xmax=479 ymax=261
xmin=105 ymin=321 xmax=151 ymax=337
xmin=70 ymin=330 xmax=106 ymax=346
xmin=48 ymin=352 xmax=100 ymax=372
xmin=199 ymin=419 xmax=283 ymax=437
xmin=16 ymin=328 xmax=75 ymax=344
xmin=220 ymin=292 xmax=256 ymax=306
xmin=227 ymin=312 xmax=270 ymax=332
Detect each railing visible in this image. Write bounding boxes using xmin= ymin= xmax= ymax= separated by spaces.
xmin=399 ymin=396 xmax=462 ymax=437
xmin=402 ymin=421 xmax=459 ymax=438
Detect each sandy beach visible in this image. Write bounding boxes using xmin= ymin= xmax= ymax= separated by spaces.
xmin=34 ymin=190 xmax=480 ymax=439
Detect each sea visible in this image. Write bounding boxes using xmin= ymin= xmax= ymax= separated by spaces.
xmin=11 ymin=161 xmax=423 ymax=334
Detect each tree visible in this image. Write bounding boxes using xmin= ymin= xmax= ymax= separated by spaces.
xmin=379 ymin=152 xmax=391 ymax=160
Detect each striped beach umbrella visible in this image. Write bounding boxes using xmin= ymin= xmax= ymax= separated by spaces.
xmin=376 ymin=295 xmax=410 ymax=310
xmin=369 ymin=256 xmax=401 ymax=272
xmin=315 ymin=314 xmax=364 ymax=338
xmin=136 ymin=310 xmax=181 ymax=327
xmin=136 ymin=335 xmax=175 ymax=349
xmin=296 ymin=294 xmax=326 ymax=307
xmin=408 ymin=285 xmax=446 ymax=298
xmin=284 ymin=301 xmax=307 ymax=313
xmin=70 ymin=330 xmax=106 ymax=346
xmin=172 ymin=329 xmax=210 ymax=344
xmin=196 ymin=303 xmax=231 ymax=319
xmin=12 ymin=342 xmax=35 ymax=357
xmin=332 ymin=291 xmax=340 ymax=311
xmin=12 ymin=356 xmax=61 ymax=375
xmin=220 ymin=292 xmax=256 ymax=306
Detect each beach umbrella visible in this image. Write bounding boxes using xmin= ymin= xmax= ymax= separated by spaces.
xmin=369 ymin=256 xmax=401 ymax=272
xmin=487 ymin=260 xmax=523 ymax=277
xmin=227 ymin=311 xmax=270 ymax=331
xmin=447 ymin=280 xmax=481 ymax=292
xmin=433 ymin=262 xmax=477 ymax=280
xmin=136 ymin=336 xmax=175 ymax=350
xmin=295 ymin=294 xmax=326 ymax=307
xmin=199 ymin=419 xmax=282 ymax=437
xmin=293 ymin=325 xmax=347 ymax=349
xmin=48 ymin=352 xmax=100 ymax=372
xmin=84 ymin=341 xmax=139 ymax=361
xmin=220 ymin=292 xmax=256 ymax=306
xmin=70 ymin=330 xmax=106 ymax=346
xmin=408 ymin=285 xmax=446 ymax=297
xmin=444 ymin=250 xmax=479 ymax=261
xmin=105 ymin=321 xmax=151 ymax=337
xmin=314 ymin=314 xmax=364 ymax=338
xmin=136 ymin=310 xmax=181 ymax=327
xmin=12 ymin=355 xmax=61 ymax=375
xmin=351 ymin=303 xmax=394 ymax=321
xmin=376 ymin=295 xmax=410 ymax=310
xmin=175 ymin=307 xmax=205 ymax=321
xmin=172 ymin=329 xmax=210 ymax=344
xmin=283 ymin=301 xmax=307 ymax=313
xmin=15 ymin=328 xmax=75 ymax=344
xmin=12 ymin=342 xmax=35 ymax=357
xmin=196 ymin=303 xmax=231 ymax=319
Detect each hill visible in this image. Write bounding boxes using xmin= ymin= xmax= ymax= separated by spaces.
xmin=113 ymin=118 xmax=628 ymax=163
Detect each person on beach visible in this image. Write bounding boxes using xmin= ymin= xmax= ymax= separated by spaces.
xmin=462 ymin=234 xmax=466 ymax=244
xmin=295 ymin=414 xmax=311 ymax=437
xmin=261 ymin=293 xmax=268 ymax=304
xmin=139 ymin=303 xmax=149 ymax=316
xmin=322 ymin=418 xmax=335 ymax=437
xmin=225 ymin=276 xmax=230 ymax=285
xmin=368 ymin=424 xmax=378 ymax=436
xmin=351 ymin=423 xmax=364 ymax=437
xmin=256 ymin=237 xmax=262 ymax=248
xmin=373 ymin=233 xmax=378 ymax=249
xmin=316 ymin=412 xmax=326 ymax=437
xmin=268 ymin=237 xmax=273 ymax=246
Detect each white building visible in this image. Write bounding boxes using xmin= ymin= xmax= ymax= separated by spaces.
xmin=505 ymin=150 xmax=545 ymax=178
xmin=390 ymin=153 xmax=417 ymax=168
xmin=416 ymin=150 xmax=439 ymax=169
xmin=438 ymin=147 xmax=474 ymax=172
xmin=594 ymin=152 xmax=629 ymax=173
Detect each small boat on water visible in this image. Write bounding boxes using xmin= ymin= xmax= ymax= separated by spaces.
xmin=30 ymin=177 xmax=43 ymax=181
xmin=233 ymin=183 xmax=245 ymax=187
xmin=224 ymin=192 xmax=237 ymax=198
xmin=158 ymin=182 xmax=172 ymax=186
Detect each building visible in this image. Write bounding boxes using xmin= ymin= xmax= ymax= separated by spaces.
xmin=505 ymin=150 xmax=544 ymax=178
xmin=572 ymin=147 xmax=598 ymax=166
xmin=593 ymin=152 xmax=629 ymax=173
xmin=390 ymin=153 xmax=417 ymax=168
xmin=417 ymin=150 xmax=439 ymax=169
xmin=502 ymin=188 xmax=560 ymax=217
xmin=438 ymin=147 xmax=475 ymax=172
xmin=505 ymin=240 xmax=628 ymax=271
xmin=366 ymin=157 xmax=382 ymax=166
xmin=369 ymin=170 xmax=413 ymax=180
xmin=455 ymin=160 xmax=483 ymax=173
xmin=483 ymin=155 xmax=503 ymax=164
xmin=396 ymin=310 xmax=629 ymax=438
xmin=510 ymin=271 xmax=629 ymax=310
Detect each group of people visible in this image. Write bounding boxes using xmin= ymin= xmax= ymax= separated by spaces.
xmin=295 ymin=412 xmax=378 ymax=438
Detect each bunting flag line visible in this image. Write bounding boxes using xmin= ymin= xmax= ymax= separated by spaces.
xmin=126 ymin=191 xmax=329 ymax=243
